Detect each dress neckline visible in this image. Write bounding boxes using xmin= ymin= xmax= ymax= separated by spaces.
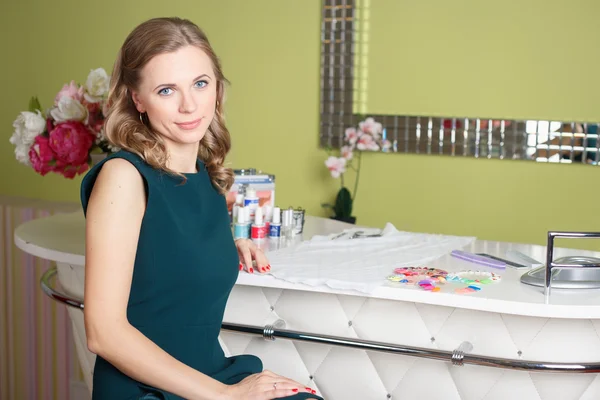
xmin=180 ymin=158 xmax=203 ymax=178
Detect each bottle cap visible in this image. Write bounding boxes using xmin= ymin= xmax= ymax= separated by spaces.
xmin=272 ymin=207 xmax=281 ymax=224
xmin=263 ymin=205 xmax=273 ymax=221
xmin=254 ymin=206 xmax=263 ymax=225
xmin=282 ymin=209 xmax=292 ymax=227
xmin=246 ymin=188 xmax=257 ymax=198
xmin=237 ymin=206 xmax=245 ymax=224
xmin=235 ymin=194 xmax=244 ymax=204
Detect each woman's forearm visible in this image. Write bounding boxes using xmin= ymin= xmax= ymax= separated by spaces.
xmin=89 ymin=323 xmax=229 ymax=400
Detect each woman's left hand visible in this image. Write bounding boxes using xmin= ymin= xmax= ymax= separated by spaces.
xmin=235 ymin=238 xmax=271 ymax=274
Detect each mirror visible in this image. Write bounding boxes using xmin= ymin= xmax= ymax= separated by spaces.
xmin=319 ymin=0 xmax=600 ymax=165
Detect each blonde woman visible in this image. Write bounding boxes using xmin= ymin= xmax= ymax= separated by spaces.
xmin=81 ymin=17 xmax=321 ymax=400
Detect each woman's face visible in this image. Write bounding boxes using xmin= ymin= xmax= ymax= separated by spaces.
xmin=132 ymin=45 xmax=217 ymax=147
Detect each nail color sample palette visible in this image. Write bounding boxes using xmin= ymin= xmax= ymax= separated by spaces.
xmin=387 ymin=267 xmax=501 ymax=295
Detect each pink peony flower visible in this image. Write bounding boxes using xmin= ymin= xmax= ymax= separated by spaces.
xmin=81 ymin=100 xmax=106 ymax=134
xmin=29 ymin=136 xmax=56 ymax=176
xmin=54 ymin=80 xmax=84 ymax=106
xmin=87 ymin=108 xmax=105 ymax=134
xmin=48 ymin=121 xmax=95 ymax=166
xmin=46 ymin=117 xmax=55 ymax=134
xmin=53 ymin=161 xmax=89 ymax=179
xmin=325 ymin=156 xmax=347 ymax=178
xmin=83 ymin=100 xmax=100 ymax=113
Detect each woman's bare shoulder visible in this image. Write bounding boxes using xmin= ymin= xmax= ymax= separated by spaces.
xmin=88 ymin=157 xmax=146 ymax=216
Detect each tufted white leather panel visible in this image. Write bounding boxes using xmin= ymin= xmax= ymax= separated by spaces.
xmin=220 ymin=285 xmax=600 ymax=400
xmin=62 ymin=262 xmax=600 ymax=400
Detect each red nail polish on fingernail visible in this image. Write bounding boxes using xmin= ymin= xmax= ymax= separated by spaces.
xmin=239 ymin=263 xmax=243 ymax=271
xmin=292 ymin=389 xmax=298 ymax=392
xmin=249 ymin=268 xmax=254 ymax=273
xmin=306 ymin=387 xmax=312 ymax=391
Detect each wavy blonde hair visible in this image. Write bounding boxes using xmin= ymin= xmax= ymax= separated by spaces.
xmin=104 ymin=17 xmax=233 ymax=194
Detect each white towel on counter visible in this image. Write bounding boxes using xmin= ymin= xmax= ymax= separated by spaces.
xmin=267 ymin=223 xmax=476 ymax=293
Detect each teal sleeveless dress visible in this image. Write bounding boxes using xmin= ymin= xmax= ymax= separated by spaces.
xmin=80 ymin=150 xmax=322 ymax=400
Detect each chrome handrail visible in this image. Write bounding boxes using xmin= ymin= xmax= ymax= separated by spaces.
xmin=41 ymin=267 xmax=84 ymax=310
xmin=545 ymin=231 xmax=600 ymax=301
xmin=41 ymin=266 xmax=600 ymax=373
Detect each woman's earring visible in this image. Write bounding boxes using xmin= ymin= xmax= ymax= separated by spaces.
xmin=139 ymin=112 xmax=144 ymax=124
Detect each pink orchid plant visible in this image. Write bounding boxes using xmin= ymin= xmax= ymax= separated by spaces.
xmin=9 ymin=68 xmax=118 ymax=179
xmin=323 ymin=117 xmax=391 ymax=222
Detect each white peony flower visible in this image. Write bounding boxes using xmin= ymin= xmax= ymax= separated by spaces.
xmin=12 ymin=110 xmax=46 ymax=138
xmin=9 ymin=110 xmax=46 ymax=166
xmin=84 ymin=68 xmax=110 ymax=103
xmin=13 ymin=143 xmax=32 ymax=166
xmin=50 ymin=96 xmax=88 ymax=122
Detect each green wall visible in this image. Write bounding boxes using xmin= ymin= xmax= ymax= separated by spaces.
xmin=366 ymin=0 xmax=600 ymax=121
xmin=1 ymin=0 xmax=599 ymax=251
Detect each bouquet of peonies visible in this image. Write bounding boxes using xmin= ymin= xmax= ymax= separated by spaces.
xmin=9 ymin=68 xmax=118 ymax=179
xmin=322 ymin=117 xmax=390 ymax=222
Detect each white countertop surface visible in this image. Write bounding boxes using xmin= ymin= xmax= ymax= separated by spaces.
xmin=13 ymin=211 xmax=600 ymax=319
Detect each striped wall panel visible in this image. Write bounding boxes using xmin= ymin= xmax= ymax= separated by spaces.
xmin=0 ymin=199 xmax=84 ymax=400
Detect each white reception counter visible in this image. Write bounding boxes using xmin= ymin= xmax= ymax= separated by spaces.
xmin=14 ymin=211 xmax=600 ymax=400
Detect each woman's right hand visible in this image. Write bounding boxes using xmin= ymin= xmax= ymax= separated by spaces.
xmin=222 ymin=370 xmax=317 ymax=399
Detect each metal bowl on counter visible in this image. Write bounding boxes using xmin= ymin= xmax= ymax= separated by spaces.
xmin=520 ymin=256 xmax=600 ymax=289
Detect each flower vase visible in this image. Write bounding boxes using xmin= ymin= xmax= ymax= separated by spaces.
xmin=331 ymin=215 xmax=356 ymax=224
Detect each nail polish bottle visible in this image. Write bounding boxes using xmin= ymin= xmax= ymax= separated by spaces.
xmin=232 ymin=193 xmax=244 ymax=220
xmin=233 ymin=206 xmax=249 ymax=239
xmin=244 ymin=188 xmax=259 ymax=219
xmin=282 ymin=208 xmax=294 ymax=238
xmin=245 ymin=207 xmax=252 ymax=237
xmin=263 ymin=205 xmax=273 ymax=232
xmin=236 ymin=193 xmax=244 ymax=206
xmin=269 ymin=207 xmax=281 ymax=239
xmin=251 ymin=206 xmax=268 ymax=240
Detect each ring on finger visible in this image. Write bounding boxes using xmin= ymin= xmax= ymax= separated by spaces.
xmin=273 ymin=382 xmax=277 ymax=389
